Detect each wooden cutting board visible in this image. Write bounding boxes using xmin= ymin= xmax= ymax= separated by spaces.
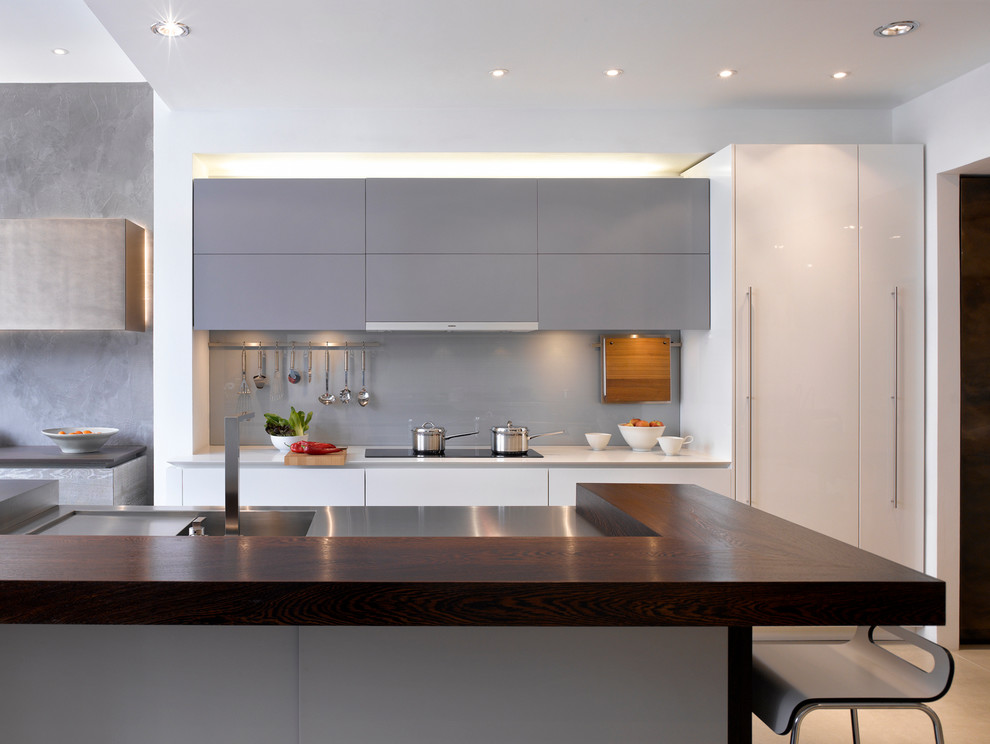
xmin=601 ymin=336 xmax=671 ymax=403
xmin=283 ymin=448 xmax=347 ymax=466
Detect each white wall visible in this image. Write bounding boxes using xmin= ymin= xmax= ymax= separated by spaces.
xmin=681 ymin=147 xmax=734 ymax=463
xmin=893 ymin=60 xmax=990 ymax=648
xmin=153 ymin=103 xmax=894 ymax=499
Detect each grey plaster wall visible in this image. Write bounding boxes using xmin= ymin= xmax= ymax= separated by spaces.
xmin=0 ymin=83 xmax=154 ymax=494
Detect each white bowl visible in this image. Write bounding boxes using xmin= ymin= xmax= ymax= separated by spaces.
xmin=42 ymin=427 xmax=119 ymax=454
xmin=585 ymin=432 xmax=612 ymax=450
xmin=617 ymin=424 xmax=666 ymax=451
xmin=271 ymin=434 xmax=304 ymax=451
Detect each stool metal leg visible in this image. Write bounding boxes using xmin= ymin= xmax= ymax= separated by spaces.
xmin=789 ymin=705 xmax=814 ymax=744
xmin=786 ymin=702 xmax=946 ymax=744
xmin=917 ymin=703 xmax=946 ymax=744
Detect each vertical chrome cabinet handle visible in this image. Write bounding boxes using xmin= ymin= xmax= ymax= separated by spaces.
xmin=891 ymin=287 xmax=900 ymax=508
xmin=747 ymin=287 xmax=754 ymax=506
xmin=602 ymin=338 xmax=607 ymax=401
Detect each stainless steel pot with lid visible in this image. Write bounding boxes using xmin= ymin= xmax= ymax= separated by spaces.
xmin=490 ymin=421 xmax=564 ymax=454
xmin=412 ymin=422 xmax=478 ymax=454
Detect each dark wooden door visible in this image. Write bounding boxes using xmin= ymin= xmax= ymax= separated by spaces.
xmin=960 ymin=175 xmax=990 ymax=643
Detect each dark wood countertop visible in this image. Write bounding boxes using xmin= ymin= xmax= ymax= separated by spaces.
xmin=0 ymin=445 xmax=147 ymax=468
xmin=0 ymin=483 xmax=943 ymax=627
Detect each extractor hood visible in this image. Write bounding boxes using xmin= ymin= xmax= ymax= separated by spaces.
xmin=365 ymin=321 xmax=538 ymax=332
xmin=0 ymin=219 xmax=147 ymax=331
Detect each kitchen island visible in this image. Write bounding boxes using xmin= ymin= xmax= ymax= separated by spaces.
xmin=0 ymin=482 xmax=941 ymax=744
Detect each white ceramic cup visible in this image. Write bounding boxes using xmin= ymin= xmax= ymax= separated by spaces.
xmin=585 ymin=432 xmax=612 ymax=451
xmin=658 ymin=435 xmax=693 ymax=456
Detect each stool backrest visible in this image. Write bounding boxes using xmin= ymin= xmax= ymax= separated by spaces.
xmin=857 ymin=626 xmax=954 ymax=702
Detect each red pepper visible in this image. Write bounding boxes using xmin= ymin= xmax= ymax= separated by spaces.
xmin=289 ymin=440 xmax=341 ymax=455
xmin=305 ymin=441 xmax=340 ymax=454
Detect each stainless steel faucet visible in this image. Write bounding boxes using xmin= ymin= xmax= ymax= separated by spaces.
xmin=224 ymin=411 xmax=255 ymax=536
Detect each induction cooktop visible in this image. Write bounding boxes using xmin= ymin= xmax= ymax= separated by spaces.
xmin=364 ymin=448 xmax=543 ymax=459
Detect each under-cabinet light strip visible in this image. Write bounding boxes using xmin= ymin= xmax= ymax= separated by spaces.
xmin=209 ymin=341 xmax=381 ymax=350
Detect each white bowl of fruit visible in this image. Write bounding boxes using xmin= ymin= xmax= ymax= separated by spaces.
xmin=42 ymin=427 xmax=119 ymax=454
xmin=617 ymin=419 xmax=665 ymax=451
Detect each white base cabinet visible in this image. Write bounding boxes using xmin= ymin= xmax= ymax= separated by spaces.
xmin=165 ymin=455 xmax=731 ymax=508
xmin=365 ymin=468 xmax=549 ymax=506
xmin=177 ymin=467 xmax=365 ymax=507
xmin=548 ymin=467 xmax=730 ymax=505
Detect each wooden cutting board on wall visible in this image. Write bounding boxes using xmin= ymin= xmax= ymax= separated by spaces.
xmin=601 ymin=336 xmax=671 ymax=403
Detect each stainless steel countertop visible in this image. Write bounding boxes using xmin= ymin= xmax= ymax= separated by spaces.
xmin=5 ymin=504 xmax=606 ymax=538
xmin=313 ymin=506 xmax=605 ymax=537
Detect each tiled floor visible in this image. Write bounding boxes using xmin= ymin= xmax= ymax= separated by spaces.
xmin=752 ymin=646 xmax=990 ymax=743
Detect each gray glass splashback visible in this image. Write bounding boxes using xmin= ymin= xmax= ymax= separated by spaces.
xmin=208 ymin=331 xmax=680 ymax=446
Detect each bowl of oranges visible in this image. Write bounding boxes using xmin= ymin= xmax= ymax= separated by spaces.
xmin=617 ymin=419 xmax=665 ymax=451
xmin=42 ymin=427 xmax=119 ymax=454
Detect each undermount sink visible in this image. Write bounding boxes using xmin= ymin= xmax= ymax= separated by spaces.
xmin=25 ymin=510 xmax=315 ymax=537
xmin=181 ymin=510 xmax=315 ymax=536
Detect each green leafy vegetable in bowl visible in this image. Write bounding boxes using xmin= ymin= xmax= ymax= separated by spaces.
xmin=264 ymin=407 xmax=312 ymax=437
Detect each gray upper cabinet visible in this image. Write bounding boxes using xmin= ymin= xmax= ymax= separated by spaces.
xmin=537 ymin=178 xmax=709 ymax=254
xmin=537 ymin=178 xmax=710 ymax=330
xmin=365 ymin=179 xmax=538 ymax=328
xmin=193 ymin=179 xmax=365 ymax=255
xmin=192 ymin=178 xmax=366 ymax=330
xmin=192 ymin=176 xmax=710 ymax=332
xmin=366 ymin=179 xmax=537 ymax=254
xmin=194 ymin=254 xmax=365 ymax=330
xmin=538 ymin=254 xmax=710 ymax=330
xmin=366 ymin=254 xmax=537 ymax=323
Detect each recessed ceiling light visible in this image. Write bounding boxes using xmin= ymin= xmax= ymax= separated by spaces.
xmin=489 ymin=68 xmax=509 ymax=78
xmin=832 ymin=71 xmax=849 ymax=79
xmin=151 ymin=20 xmax=190 ymax=38
xmin=874 ymin=20 xmax=918 ymax=37
xmin=604 ymin=68 xmax=623 ymax=77
xmin=52 ymin=48 xmax=69 ymax=55
xmin=717 ymin=69 xmax=736 ymax=79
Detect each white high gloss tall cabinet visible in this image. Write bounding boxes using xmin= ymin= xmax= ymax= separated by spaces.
xmin=857 ymin=145 xmax=925 ymax=568
xmin=735 ymin=145 xmax=862 ymax=547
xmin=684 ymin=144 xmax=924 ymax=570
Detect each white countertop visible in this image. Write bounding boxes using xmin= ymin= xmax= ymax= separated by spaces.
xmin=169 ymin=445 xmax=730 ymax=468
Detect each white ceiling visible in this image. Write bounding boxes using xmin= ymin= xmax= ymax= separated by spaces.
xmin=0 ymin=0 xmax=142 ymax=83
xmin=4 ymin=0 xmax=990 ymax=112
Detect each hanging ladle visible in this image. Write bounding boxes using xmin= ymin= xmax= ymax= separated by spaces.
xmin=253 ymin=348 xmax=267 ymax=389
xmin=339 ymin=345 xmax=352 ymax=404
xmin=357 ymin=345 xmax=370 ymax=407
xmin=319 ymin=345 xmax=336 ymax=405
xmin=288 ymin=341 xmax=301 ymax=384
